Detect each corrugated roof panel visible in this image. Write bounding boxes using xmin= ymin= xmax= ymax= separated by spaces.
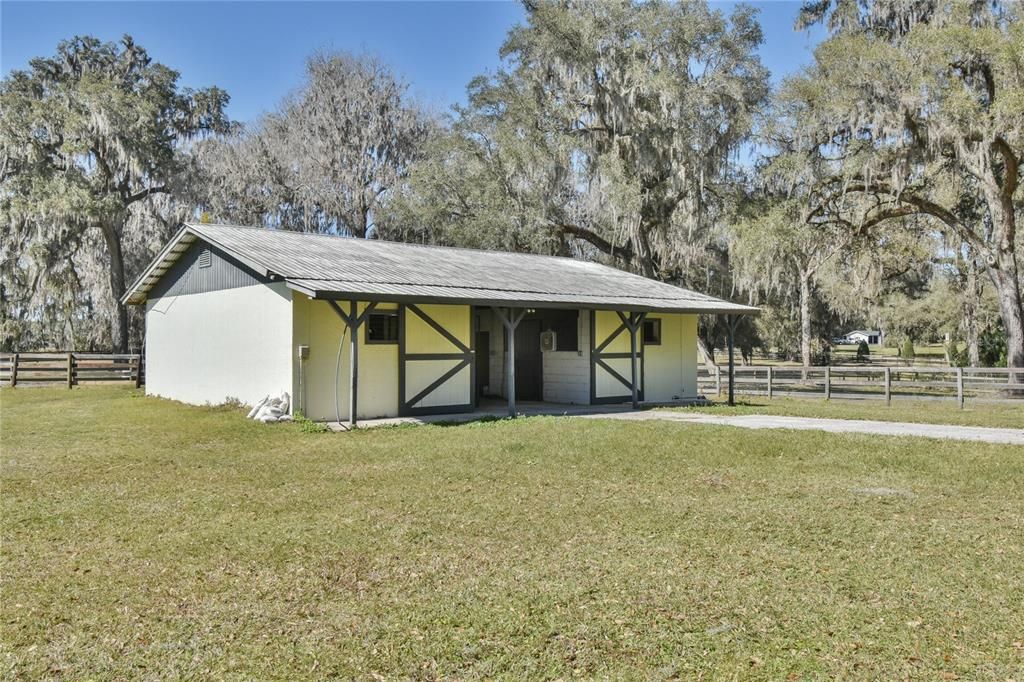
xmin=123 ymin=223 xmax=756 ymax=314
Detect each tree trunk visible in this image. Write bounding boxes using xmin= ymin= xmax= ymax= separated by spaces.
xmin=979 ymin=180 xmax=1023 ymax=370
xmin=987 ymin=252 xmax=1024 ymax=371
xmin=101 ymin=219 xmax=129 ymax=353
xmin=964 ymin=256 xmax=981 ymax=367
xmin=799 ymin=270 xmax=812 ymax=370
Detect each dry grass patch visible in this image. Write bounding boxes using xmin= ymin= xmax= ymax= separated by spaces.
xmin=2 ymin=387 xmax=1023 ymax=679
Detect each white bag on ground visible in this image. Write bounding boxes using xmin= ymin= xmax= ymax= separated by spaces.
xmin=249 ymin=391 xmax=291 ymax=423
xmin=247 ymin=395 xmax=269 ymax=420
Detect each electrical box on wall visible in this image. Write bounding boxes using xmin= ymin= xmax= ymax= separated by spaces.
xmin=297 ymin=345 xmax=310 ymax=359
xmin=540 ymin=330 xmax=556 ymax=352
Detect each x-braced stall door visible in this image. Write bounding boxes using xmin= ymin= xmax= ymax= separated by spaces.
xmin=590 ymin=310 xmax=644 ymax=404
xmin=398 ymin=304 xmax=475 ymax=416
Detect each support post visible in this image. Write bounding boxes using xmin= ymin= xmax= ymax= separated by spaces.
xmin=67 ymin=352 xmax=73 ymax=389
xmin=767 ymin=365 xmax=773 ymax=400
xmin=884 ymin=367 xmax=891 ymax=406
xmin=507 ymin=312 xmax=516 ymax=417
xmin=349 ymin=300 xmax=359 ymax=428
xmin=10 ymin=352 xmax=17 ymax=388
xmin=618 ymin=311 xmax=646 ymax=409
xmin=327 ymin=299 xmax=377 ymax=428
xmin=629 ymin=316 xmax=639 ymax=408
xmin=493 ymin=307 xmax=526 ymax=418
xmin=715 ymin=363 xmax=722 ymax=396
xmin=726 ymin=315 xmax=737 ymax=406
xmin=134 ymin=354 xmax=143 ymax=389
xmin=824 ymin=366 xmax=831 ymax=400
xmin=956 ymin=367 xmax=964 ymax=409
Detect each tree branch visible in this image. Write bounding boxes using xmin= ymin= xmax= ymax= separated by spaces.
xmin=124 ymin=185 xmax=169 ymax=205
xmin=547 ymin=221 xmax=633 ymax=261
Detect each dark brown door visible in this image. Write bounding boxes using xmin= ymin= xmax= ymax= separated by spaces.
xmin=475 ymin=331 xmax=490 ymax=397
xmin=514 ymin=319 xmax=543 ymax=401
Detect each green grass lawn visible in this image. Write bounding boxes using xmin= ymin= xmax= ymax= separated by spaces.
xmin=683 ymin=397 xmax=1024 ymax=429
xmin=3 ymin=388 xmax=1023 ymax=679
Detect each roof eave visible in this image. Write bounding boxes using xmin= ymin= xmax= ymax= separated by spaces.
xmin=285 ymin=281 xmax=758 ymax=316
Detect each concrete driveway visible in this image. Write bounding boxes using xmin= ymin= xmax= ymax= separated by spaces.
xmin=350 ymin=402 xmax=1023 ymax=445
xmin=583 ymin=411 xmax=1024 ymax=446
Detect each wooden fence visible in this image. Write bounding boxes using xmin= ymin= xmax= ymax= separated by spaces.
xmin=1 ymin=353 xmax=143 ymax=388
xmin=699 ymin=365 xmax=1024 ymax=407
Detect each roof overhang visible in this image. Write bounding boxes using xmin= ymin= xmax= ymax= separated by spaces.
xmin=123 ymin=223 xmax=758 ymax=316
xmin=285 ymin=279 xmax=758 ymax=316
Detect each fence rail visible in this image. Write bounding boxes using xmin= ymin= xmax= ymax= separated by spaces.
xmin=1 ymin=352 xmax=143 ymax=388
xmin=699 ymin=365 xmax=1024 ymax=407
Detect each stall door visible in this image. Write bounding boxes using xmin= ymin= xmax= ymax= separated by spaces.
xmin=399 ymin=304 xmax=474 ymax=416
xmin=514 ymin=319 xmax=543 ymax=401
xmin=590 ymin=310 xmax=644 ymax=404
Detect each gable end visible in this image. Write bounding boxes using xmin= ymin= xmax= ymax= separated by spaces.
xmin=148 ymin=240 xmax=270 ymax=300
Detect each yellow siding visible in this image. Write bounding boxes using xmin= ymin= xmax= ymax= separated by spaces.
xmin=592 ymin=310 xmax=633 ymax=399
xmin=405 ymin=304 xmax=472 ymax=352
xmin=642 ymin=313 xmax=699 ymax=401
xmin=405 ymin=360 xmax=471 ymax=409
xmin=403 ymin=304 xmax=472 ymax=410
xmin=592 ymin=310 xmax=699 ymax=402
xmin=593 ymin=310 xmax=631 ymax=353
xmin=292 ymin=296 xmax=399 ymax=420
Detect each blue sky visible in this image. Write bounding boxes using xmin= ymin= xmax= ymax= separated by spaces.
xmin=1 ymin=1 xmax=825 ymax=124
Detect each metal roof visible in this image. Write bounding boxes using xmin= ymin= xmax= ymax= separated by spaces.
xmin=123 ymin=223 xmax=757 ymax=315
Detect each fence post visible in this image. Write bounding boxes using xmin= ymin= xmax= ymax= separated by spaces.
xmin=67 ymin=352 xmax=74 ymax=389
xmin=956 ymin=367 xmax=964 ymax=409
xmin=715 ymin=364 xmax=722 ymax=397
xmin=134 ymin=354 xmax=143 ymax=389
xmin=824 ymin=367 xmax=831 ymax=400
xmin=884 ymin=367 xmax=891 ymax=406
xmin=767 ymin=366 xmax=773 ymax=400
xmin=10 ymin=353 xmax=18 ymax=388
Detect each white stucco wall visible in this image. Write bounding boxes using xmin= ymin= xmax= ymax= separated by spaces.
xmin=145 ymin=282 xmax=293 ymax=407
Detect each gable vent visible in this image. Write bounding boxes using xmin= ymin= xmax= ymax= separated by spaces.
xmin=197 ymin=248 xmax=212 ymax=268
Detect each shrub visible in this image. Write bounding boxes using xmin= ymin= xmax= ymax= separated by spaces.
xmin=901 ymin=339 xmax=916 ymax=365
xmin=856 ymin=340 xmax=870 ymax=362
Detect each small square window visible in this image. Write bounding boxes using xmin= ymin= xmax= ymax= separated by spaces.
xmin=642 ymin=318 xmax=661 ymax=345
xmin=365 ymin=312 xmax=399 ymax=344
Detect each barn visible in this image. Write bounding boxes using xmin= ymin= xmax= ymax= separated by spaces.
xmin=123 ymin=223 xmax=756 ymax=424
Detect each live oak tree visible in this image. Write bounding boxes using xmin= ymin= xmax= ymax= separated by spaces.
xmin=730 ymin=199 xmax=862 ymax=367
xmin=386 ymin=0 xmax=769 ymax=284
xmin=0 ymin=36 xmax=230 ymax=351
xmin=198 ymin=52 xmax=430 ymax=237
xmin=783 ymin=0 xmax=1024 ymax=367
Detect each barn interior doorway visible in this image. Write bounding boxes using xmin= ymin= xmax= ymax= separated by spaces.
xmin=513 ymin=318 xmax=543 ymax=401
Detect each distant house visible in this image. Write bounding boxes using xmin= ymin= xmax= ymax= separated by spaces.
xmin=123 ymin=223 xmax=756 ymax=424
xmin=844 ymin=330 xmax=882 ymax=345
